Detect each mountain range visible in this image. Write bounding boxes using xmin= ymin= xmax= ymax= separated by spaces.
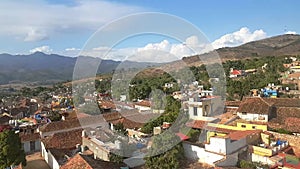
xmin=181 ymin=34 xmax=300 ymax=66
xmin=0 ymin=52 xmax=159 ymax=85
xmin=1 ymin=34 xmax=300 ymax=85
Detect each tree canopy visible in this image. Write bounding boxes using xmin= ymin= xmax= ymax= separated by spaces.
xmin=0 ymin=130 xmax=26 ymax=169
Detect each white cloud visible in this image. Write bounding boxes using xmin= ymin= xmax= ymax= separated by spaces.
xmin=29 ymin=46 xmax=52 ymax=54
xmin=24 ymin=28 xmax=48 ymax=42
xmin=61 ymin=27 xmax=268 ymax=63
xmin=0 ymin=0 xmax=144 ymax=42
xmin=65 ymin=47 xmax=81 ymax=51
xmin=285 ymin=31 xmax=297 ymax=35
xmin=78 ymin=36 xmax=214 ymax=62
xmin=212 ymin=27 xmax=267 ymax=49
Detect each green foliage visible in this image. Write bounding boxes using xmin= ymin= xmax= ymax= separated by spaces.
xmin=0 ymin=130 xmax=26 ymax=169
xmin=270 ymin=128 xmax=293 ymax=135
xmin=108 ymin=153 xmax=123 ymax=163
xmin=145 ymin=132 xmax=184 ymax=169
xmin=48 ymin=111 xmax=62 ymax=122
xmin=95 ymin=79 xmax=111 ymax=93
xmin=73 ymin=95 xmax=85 ymax=105
xmin=186 ymin=129 xmax=201 ymax=143
xmin=141 ymin=96 xmax=181 ymax=134
xmin=128 ymin=72 xmax=177 ymax=101
xmin=114 ymin=123 xmax=128 ymax=136
xmin=238 ymin=160 xmax=268 ymax=169
xmin=225 ymin=56 xmax=288 ymax=100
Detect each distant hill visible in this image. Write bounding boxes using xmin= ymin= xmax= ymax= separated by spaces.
xmin=0 ymin=52 xmax=159 ymax=85
xmin=1 ymin=34 xmax=300 ymax=85
xmin=182 ymin=34 xmax=300 ymax=66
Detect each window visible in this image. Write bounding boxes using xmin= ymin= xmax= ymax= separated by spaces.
xmin=203 ymin=105 xmax=209 ymax=117
xmin=193 ymin=107 xmax=198 ymax=116
xmin=242 ymin=112 xmax=247 ymax=115
xmin=30 ymin=141 xmax=35 ymax=151
xmin=241 ymin=125 xmax=246 ymax=128
xmin=252 ymin=126 xmax=256 ymax=129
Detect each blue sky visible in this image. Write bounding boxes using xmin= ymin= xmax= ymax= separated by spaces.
xmin=0 ymin=0 xmax=299 ymax=61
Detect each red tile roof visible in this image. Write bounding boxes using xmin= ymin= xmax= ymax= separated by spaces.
xmin=176 ymin=133 xmax=190 ymax=141
xmin=228 ymin=130 xmax=261 ymax=141
xmin=186 ymin=120 xmax=236 ymax=133
xmin=230 ymin=70 xmax=242 ymax=75
xmin=110 ymin=118 xmax=144 ymax=129
xmin=61 ymin=154 xmax=127 ymax=169
xmin=237 ymin=97 xmax=272 ymax=115
xmin=134 ymin=100 xmax=151 ymax=107
xmin=186 ymin=120 xmax=207 ymax=129
xmin=61 ymin=153 xmax=92 ymax=169
xmin=225 ymin=101 xmax=242 ymax=107
xmin=39 ymin=115 xmax=106 ymax=133
xmin=99 ymin=101 xmax=116 ymax=109
xmin=42 ymin=129 xmax=82 ymax=149
xmin=19 ymin=133 xmax=40 ymax=142
xmin=284 ymin=117 xmax=300 ymax=133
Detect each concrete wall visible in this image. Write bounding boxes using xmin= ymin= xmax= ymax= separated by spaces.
xmin=188 ymin=104 xmax=204 ymax=120
xmin=252 ymin=153 xmax=275 ymax=166
xmin=41 ymin=142 xmax=60 ymax=169
xmin=215 ymin=152 xmax=239 ymax=167
xmin=23 ymin=140 xmax=41 ymax=153
xmin=226 ymin=138 xmax=247 ymax=155
xmin=237 ymin=113 xmax=268 ymax=122
xmin=183 ymin=142 xmax=224 ymax=166
xmin=205 ymin=137 xmax=247 ymax=155
xmin=82 ymin=137 xmax=110 ymax=161
xmin=205 ymin=137 xmax=227 ymax=154
xmin=47 ymin=150 xmax=60 ymax=169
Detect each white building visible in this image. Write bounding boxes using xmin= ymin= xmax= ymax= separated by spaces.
xmin=236 ymin=98 xmax=272 ymax=122
xmin=185 ymin=95 xmax=223 ymax=121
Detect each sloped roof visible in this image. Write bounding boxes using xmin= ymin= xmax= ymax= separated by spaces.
xmin=19 ymin=133 xmax=40 ymax=142
xmin=262 ymin=98 xmax=300 ymax=108
xmin=110 ymin=118 xmax=144 ymax=129
xmin=39 ymin=115 xmax=106 ymax=133
xmin=225 ymin=101 xmax=242 ymax=107
xmin=285 ymin=117 xmax=300 ymax=133
xmin=230 ymin=70 xmax=242 ymax=75
xmin=61 ymin=154 xmax=127 ymax=169
xmin=228 ymin=130 xmax=261 ymax=141
xmin=237 ymin=97 xmax=272 ymax=115
xmin=42 ymin=129 xmax=82 ymax=149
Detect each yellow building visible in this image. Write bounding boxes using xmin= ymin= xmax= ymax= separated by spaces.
xmin=205 ymin=122 xmax=267 ymax=142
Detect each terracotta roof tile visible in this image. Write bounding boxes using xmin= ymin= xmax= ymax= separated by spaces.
xmin=225 ymin=101 xmax=242 ymax=107
xmin=134 ymin=100 xmax=151 ymax=107
xmin=19 ymin=133 xmax=40 ymax=142
xmin=263 ymin=98 xmax=300 ymax=108
xmin=61 ymin=154 xmax=127 ymax=169
xmin=42 ymin=129 xmax=82 ymax=149
xmin=99 ymin=101 xmax=116 ymax=110
xmin=228 ymin=130 xmax=261 ymax=140
xmin=39 ymin=115 xmax=106 ymax=133
xmin=284 ymin=117 xmax=300 ymax=133
xmin=237 ymin=97 xmax=272 ymax=115
xmin=110 ymin=118 xmax=144 ymax=129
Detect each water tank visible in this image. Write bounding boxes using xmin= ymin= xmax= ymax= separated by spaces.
xmin=115 ymin=140 xmax=122 ymax=150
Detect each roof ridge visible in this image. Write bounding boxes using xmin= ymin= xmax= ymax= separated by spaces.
xmin=259 ymin=97 xmax=273 ymax=107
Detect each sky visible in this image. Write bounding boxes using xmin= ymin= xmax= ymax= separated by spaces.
xmin=0 ymin=0 xmax=300 ymax=62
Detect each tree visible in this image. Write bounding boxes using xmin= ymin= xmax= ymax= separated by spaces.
xmin=48 ymin=111 xmax=62 ymax=122
xmin=0 ymin=130 xmax=26 ymax=169
xmin=73 ymin=95 xmax=85 ymax=105
xmin=145 ymin=132 xmax=184 ymax=169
